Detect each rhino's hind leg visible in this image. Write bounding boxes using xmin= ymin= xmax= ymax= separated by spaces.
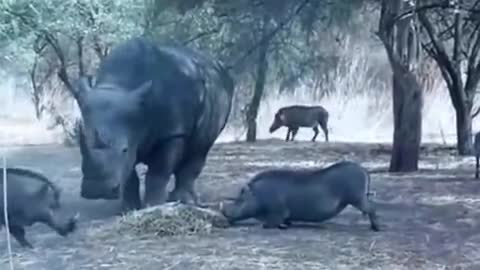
xmin=121 ymin=170 xmax=142 ymax=212
xmin=351 ymin=198 xmax=380 ymax=232
xmin=170 ymin=155 xmax=207 ymax=206
xmin=9 ymin=225 xmax=33 ymax=248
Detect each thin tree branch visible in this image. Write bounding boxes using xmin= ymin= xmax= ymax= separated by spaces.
xmin=227 ymin=0 xmax=311 ymax=70
xmin=182 ymin=28 xmax=220 ymax=45
xmin=472 ymin=105 xmax=480 ymax=118
xmin=76 ymin=36 xmax=84 ymax=78
xmin=393 ymin=2 xmax=480 ymax=27
xmin=418 ymin=12 xmax=457 ymax=86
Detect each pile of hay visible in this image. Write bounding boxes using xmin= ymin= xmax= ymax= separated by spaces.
xmin=92 ymin=202 xmax=229 ymax=239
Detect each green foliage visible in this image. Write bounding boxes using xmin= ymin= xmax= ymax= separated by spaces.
xmin=1 ymin=0 xmax=370 ymax=90
xmin=0 ymin=0 xmax=145 ymax=69
xmin=0 ymin=0 xmax=376 ymax=140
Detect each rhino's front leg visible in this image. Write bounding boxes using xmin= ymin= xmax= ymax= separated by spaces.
xmin=144 ymin=138 xmax=185 ymax=207
xmin=170 ymin=155 xmax=207 ymax=206
xmin=120 ymin=170 xmax=142 ymax=212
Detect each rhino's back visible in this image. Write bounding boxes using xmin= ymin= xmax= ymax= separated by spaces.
xmin=95 ymin=38 xmax=200 ymax=91
xmin=94 ymin=37 xmax=234 ymax=153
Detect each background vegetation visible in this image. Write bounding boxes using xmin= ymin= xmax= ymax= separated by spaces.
xmin=1 ymin=0 xmax=480 ymax=171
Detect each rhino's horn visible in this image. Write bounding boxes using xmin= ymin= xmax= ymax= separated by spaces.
xmin=78 ymin=124 xmax=97 ymax=164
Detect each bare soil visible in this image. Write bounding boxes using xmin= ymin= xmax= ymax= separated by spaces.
xmin=1 ymin=139 xmax=480 ymax=270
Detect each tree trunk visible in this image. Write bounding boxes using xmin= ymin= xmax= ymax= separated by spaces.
xmin=456 ymin=102 xmax=473 ymax=155
xmin=378 ymin=0 xmax=423 ymax=172
xmin=245 ymin=35 xmax=269 ymax=142
xmin=389 ymin=68 xmax=423 ymax=171
xmin=417 ymin=2 xmax=480 ymax=156
xmin=449 ymin=78 xmax=475 ymax=156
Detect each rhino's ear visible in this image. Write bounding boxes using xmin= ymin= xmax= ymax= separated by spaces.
xmin=132 ymin=80 xmax=153 ymax=106
xmin=73 ymin=77 xmax=91 ymax=107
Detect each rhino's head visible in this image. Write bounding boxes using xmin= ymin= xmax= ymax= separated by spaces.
xmin=73 ymin=78 xmax=152 ymax=200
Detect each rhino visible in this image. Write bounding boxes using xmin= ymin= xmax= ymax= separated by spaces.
xmin=74 ymin=37 xmax=234 ymax=212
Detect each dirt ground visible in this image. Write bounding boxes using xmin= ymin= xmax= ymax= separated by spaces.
xmin=1 ymin=139 xmax=480 ymax=270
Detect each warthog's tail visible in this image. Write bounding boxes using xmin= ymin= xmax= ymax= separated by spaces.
xmin=365 ymin=171 xmax=375 ymax=199
xmin=362 ymin=169 xmax=375 ymax=218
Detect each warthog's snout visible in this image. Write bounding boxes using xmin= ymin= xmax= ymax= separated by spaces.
xmin=218 ymin=200 xmax=235 ymax=221
xmin=269 ymin=123 xmax=280 ymax=133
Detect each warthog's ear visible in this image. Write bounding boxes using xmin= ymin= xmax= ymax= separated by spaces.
xmin=131 ymin=80 xmax=153 ymax=107
xmin=73 ymin=77 xmax=91 ymax=108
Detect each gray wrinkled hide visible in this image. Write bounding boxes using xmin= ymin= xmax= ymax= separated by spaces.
xmin=74 ymin=37 xmax=234 ymax=211
xmin=221 ymin=161 xmax=380 ymax=231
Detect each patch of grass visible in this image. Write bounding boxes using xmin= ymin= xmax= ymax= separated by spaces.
xmin=90 ymin=202 xmax=229 ymax=239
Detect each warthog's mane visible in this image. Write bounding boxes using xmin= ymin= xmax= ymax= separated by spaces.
xmin=0 ymin=167 xmax=61 ymax=201
xmin=248 ymin=161 xmax=360 ymax=185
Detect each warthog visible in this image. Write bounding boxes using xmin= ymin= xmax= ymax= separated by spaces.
xmin=269 ymin=105 xmax=329 ymax=142
xmin=0 ymin=168 xmax=78 ymax=248
xmin=220 ymin=161 xmax=380 ymax=231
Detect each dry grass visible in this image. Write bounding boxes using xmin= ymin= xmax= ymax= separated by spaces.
xmin=89 ymin=202 xmax=229 ymax=240
xmin=1 ymin=140 xmax=480 ymax=269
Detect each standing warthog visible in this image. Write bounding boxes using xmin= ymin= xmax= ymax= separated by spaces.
xmin=220 ymin=161 xmax=380 ymax=231
xmin=0 ymin=168 xmax=78 ymax=248
xmin=474 ymin=131 xmax=480 ymax=178
xmin=269 ymin=105 xmax=329 ymax=142
xmin=73 ymin=37 xmax=234 ymax=212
